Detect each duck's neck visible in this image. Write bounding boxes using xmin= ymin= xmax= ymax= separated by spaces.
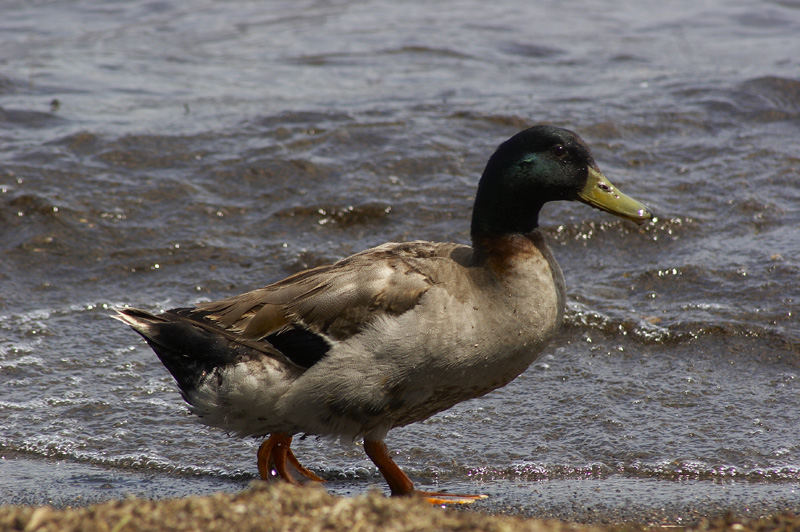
xmin=469 ymin=160 xmax=548 ymax=244
xmin=470 ymin=190 xmax=547 ymax=265
xmin=470 ymin=231 xmax=542 ymax=267
xmin=470 ymin=193 xmax=545 ymax=240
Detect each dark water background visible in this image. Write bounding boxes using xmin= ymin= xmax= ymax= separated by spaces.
xmin=1 ymin=0 xmax=799 ymax=524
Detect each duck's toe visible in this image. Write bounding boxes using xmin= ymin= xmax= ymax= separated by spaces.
xmin=287 ymin=447 xmax=325 ymax=482
xmin=257 ymin=433 xmax=323 ymax=483
xmin=416 ymin=491 xmax=488 ymax=505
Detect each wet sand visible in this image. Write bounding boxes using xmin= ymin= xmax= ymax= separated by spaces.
xmin=1 ymin=482 xmax=797 ymax=532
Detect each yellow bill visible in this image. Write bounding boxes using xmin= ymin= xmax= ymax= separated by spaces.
xmin=578 ymin=167 xmax=652 ymax=224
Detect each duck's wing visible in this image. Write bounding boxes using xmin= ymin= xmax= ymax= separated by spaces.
xmin=190 ymin=241 xmax=470 ymax=368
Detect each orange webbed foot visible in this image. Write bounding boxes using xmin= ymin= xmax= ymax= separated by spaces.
xmin=416 ymin=491 xmax=488 ymax=505
xmin=257 ymin=432 xmax=324 ymax=483
xmin=363 ymin=438 xmax=487 ymax=505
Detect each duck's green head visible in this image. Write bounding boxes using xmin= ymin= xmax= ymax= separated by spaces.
xmin=471 ymin=125 xmax=651 ymax=238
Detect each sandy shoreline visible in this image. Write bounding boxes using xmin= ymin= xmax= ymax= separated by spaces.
xmin=1 ymin=482 xmax=797 ymax=532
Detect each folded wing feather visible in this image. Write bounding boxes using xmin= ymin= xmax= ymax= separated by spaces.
xmin=195 ymin=242 xmax=457 ymax=344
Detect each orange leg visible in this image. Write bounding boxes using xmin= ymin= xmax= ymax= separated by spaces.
xmin=257 ymin=433 xmax=324 ymax=483
xmin=363 ymin=439 xmax=487 ymax=505
xmin=363 ymin=439 xmax=414 ymax=495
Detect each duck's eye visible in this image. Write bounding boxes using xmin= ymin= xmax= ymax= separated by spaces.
xmin=552 ymin=144 xmax=567 ymax=159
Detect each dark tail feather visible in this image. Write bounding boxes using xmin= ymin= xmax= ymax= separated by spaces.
xmin=113 ymin=308 xmax=241 ymax=402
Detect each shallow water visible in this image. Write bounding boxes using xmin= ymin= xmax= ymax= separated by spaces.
xmin=1 ymin=0 xmax=799 ymax=524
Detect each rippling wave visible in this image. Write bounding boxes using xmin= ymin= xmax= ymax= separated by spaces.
xmin=466 ymin=460 xmax=800 ymax=483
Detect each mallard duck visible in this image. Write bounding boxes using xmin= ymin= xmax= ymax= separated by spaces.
xmin=115 ymin=125 xmax=651 ymax=503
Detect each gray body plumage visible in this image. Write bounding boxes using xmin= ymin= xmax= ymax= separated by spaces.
xmin=116 ymin=232 xmax=564 ymax=442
